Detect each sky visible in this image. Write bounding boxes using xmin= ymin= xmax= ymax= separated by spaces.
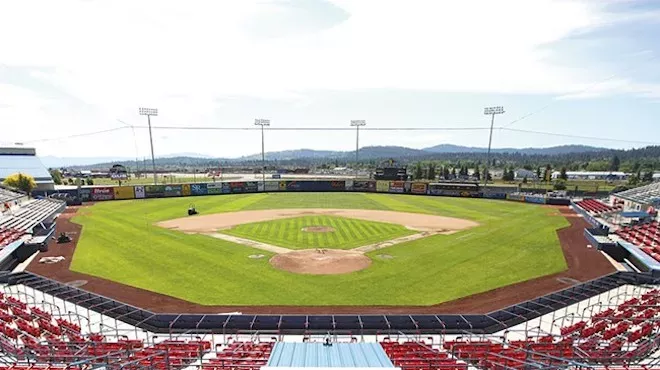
xmin=1 ymin=0 xmax=660 ymax=160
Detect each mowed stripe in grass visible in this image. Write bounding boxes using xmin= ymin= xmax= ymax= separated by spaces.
xmin=221 ymin=215 xmax=415 ymax=250
xmin=70 ymin=192 xmax=569 ymax=306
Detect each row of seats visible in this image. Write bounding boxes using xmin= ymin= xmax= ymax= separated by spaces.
xmin=381 ymin=340 xmax=467 ymax=370
xmin=0 ymin=291 xmax=212 ymax=368
xmin=202 ymin=341 xmax=274 ymax=370
xmin=0 ymin=198 xmax=64 ymax=232
xmin=615 ymin=221 xmax=660 ymax=261
xmin=576 ymin=199 xmax=621 ymax=214
xmin=440 ymin=289 xmax=660 ymax=369
xmin=0 ymin=187 xmax=24 ymax=205
xmin=0 ymin=228 xmax=26 ymax=248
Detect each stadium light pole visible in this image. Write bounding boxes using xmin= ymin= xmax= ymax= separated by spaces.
xmin=254 ymin=118 xmax=270 ymax=189
xmin=350 ymin=120 xmax=366 ymax=179
xmin=139 ymin=108 xmax=159 ymax=185
xmin=483 ymin=106 xmax=505 ymax=188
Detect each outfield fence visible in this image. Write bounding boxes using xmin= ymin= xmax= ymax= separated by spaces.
xmin=35 ymin=179 xmax=572 ymax=205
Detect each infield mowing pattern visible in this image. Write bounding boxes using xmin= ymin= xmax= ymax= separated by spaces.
xmin=69 ymin=192 xmax=569 ymax=306
xmin=220 ymin=215 xmax=416 ymax=250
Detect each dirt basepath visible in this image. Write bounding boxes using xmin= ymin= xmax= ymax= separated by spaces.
xmin=157 ymin=208 xmax=478 ymax=233
xmin=207 ymin=233 xmax=291 ymax=254
xmin=353 ymin=232 xmax=436 ymax=253
xmin=27 ymin=205 xmax=616 ymax=314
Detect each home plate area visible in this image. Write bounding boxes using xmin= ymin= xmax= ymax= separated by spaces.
xmin=157 ymin=208 xmax=478 ymax=275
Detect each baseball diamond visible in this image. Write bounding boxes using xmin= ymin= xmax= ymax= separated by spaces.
xmin=60 ymin=192 xmax=570 ymax=306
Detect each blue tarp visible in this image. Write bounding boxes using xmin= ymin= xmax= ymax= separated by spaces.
xmin=266 ymin=342 xmax=394 ymax=368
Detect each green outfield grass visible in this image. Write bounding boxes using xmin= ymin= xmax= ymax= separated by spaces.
xmin=221 ymin=215 xmax=415 ymax=250
xmin=70 ymin=192 xmax=569 ymax=306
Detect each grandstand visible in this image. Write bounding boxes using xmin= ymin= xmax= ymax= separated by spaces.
xmin=613 ymin=183 xmax=660 ymax=212
xmin=0 ymin=272 xmax=657 ymax=369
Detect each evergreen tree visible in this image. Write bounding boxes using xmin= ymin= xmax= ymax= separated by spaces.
xmin=560 ymin=167 xmax=568 ymax=181
xmin=443 ymin=167 xmax=450 ymax=180
xmin=610 ymin=155 xmax=620 ymax=171
xmin=451 ymin=167 xmax=457 ymax=179
xmin=413 ymin=163 xmax=424 ymax=180
xmin=643 ymin=171 xmax=654 ymax=183
xmin=428 ymin=163 xmax=436 ymax=180
xmin=474 ymin=165 xmax=480 ymax=180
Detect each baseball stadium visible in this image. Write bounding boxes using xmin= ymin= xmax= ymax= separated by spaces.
xmin=1 ymin=169 xmax=660 ymax=370
xmin=2 ymin=1 xmax=660 ymax=368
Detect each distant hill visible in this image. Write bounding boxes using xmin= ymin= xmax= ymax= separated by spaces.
xmin=422 ymin=144 xmax=606 ymax=155
xmin=49 ymin=144 xmax=657 ymax=169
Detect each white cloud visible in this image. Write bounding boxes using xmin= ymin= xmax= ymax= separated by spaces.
xmin=0 ymin=0 xmax=658 ymax=156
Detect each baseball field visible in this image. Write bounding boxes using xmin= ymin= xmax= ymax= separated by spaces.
xmin=69 ymin=192 xmax=569 ymax=306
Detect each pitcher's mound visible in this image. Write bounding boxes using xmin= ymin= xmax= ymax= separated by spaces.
xmin=270 ymin=249 xmax=371 ymax=275
xmin=302 ymin=226 xmax=335 ymax=233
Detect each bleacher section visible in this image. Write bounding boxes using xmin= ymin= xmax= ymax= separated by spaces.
xmin=0 ymin=199 xmax=64 ymax=232
xmin=616 ymin=221 xmax=660 ymax=262
xmin=616 ymin=183 xmax=660 ymax=208
xmin=0 ymin=278 xmax=657 ymax=369
xmin=576 ymin=199 xmax=622 ymax=215
xmin=0 ymin=188 xmax=24 ymax=206
xmin=0 ymin=229 xmax=26 ymax=249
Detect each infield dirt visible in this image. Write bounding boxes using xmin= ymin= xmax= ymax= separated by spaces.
xmin=156 ymin=208 xmax=478 ymax=233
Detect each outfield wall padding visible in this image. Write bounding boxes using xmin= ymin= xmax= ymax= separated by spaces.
xmin=91 ymin=187 xmax=114 ymax=201
xmin=190 ymin=183 xmax=208 ymax=196
xmin=113 ymin=186 xmax=135 ymax=200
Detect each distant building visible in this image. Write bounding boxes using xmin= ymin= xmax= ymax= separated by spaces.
xmin=0 ymin=147 xmax=55 ymax=190
xmin=514 ymin=169 xmax=538 ymax=180
xmin=551 ymin=171 xmax=627 ymax=181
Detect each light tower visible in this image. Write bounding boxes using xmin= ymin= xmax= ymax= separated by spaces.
xmin=138 ymin=107 xmax=159 ymax=185
xmin=254 ymin=118 xmax=271 ymax=189
xmin=483 ymin=106 xmax=505 ymax=187
xmin=350 ymin=120 xmax=366 ymax=179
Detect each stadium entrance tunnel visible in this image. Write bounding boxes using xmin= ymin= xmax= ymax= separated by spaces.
xmin=6 ymin=270 xmax=658 ymax=335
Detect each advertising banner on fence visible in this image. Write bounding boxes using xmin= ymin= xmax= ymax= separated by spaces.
xmin=230 ymin=182 xmax=246 ymax=193
xmin=345 ymin=179 xmax=354 ymax=191
xmin=79 ymin=188 xmax=92 ymax=201
xmin=163 ymin=185 xmax=183 ymax=197
xmin=91 ymin=187 xmax=114 ymax=201
xmin=411 ymin=182 xmax=427 ymax=194
xmin=222 ymin=182 xmax=231 ymax=194
xmin=265 ymin=181 xmax=280 ymax=192
xmin=182 ymin=184 xmax=191 ymax=196
xmin=246 ymin=181 xmax=259 ymax=192
xmin=353 ymin=181 xmax=375 ymax=192
xmin=330 ymin=181 xmax=345 ymax=191
xmin=279 ymin=181 xmax=287 ymax=191
xmin=389 ymin=181 xmax=406 ymax=193
xmin=376 ymin=181 xmax=389 ymax=193
xmin=524 ymin=196 xmax=546 ymax=204
xmin=207 ymin=183 xmax=223 ymax=194
xmin=190 ymin=183 xmax=208 ymax=196
xmin=506 ymin=194 xmax=525 ymax=202
xmin=113 ymin=186 xmax=135 ymax=200
xmin=134 ymin=186 xmax=145 ymax=199
xmin=483 ymin=193 xmax=507 ymax=199
xmin=286 ymin=181 xmax=302 ymax=191
xmin=145 ymin=185 xmax=166 ymax=198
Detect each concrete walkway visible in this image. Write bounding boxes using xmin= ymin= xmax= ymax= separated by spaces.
xmin=208 ymin=233 xmax=292 ymax=254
